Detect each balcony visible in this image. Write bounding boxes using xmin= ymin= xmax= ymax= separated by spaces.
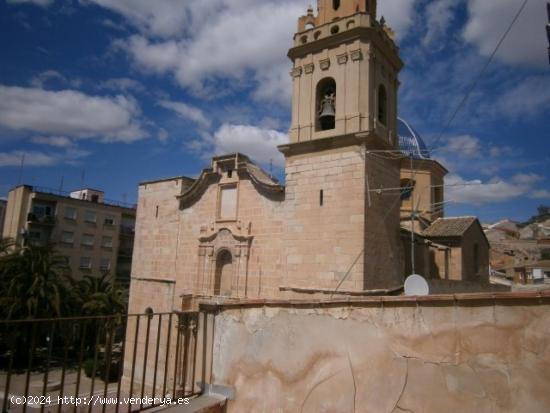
xmin=27 ymin=213 xmax=56 ymax=226
xmin=120 ymin=226 xmax=135 ymax=236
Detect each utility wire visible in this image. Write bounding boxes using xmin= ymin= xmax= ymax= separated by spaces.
xmin=432 ymin=0 xmax=530 ymax=145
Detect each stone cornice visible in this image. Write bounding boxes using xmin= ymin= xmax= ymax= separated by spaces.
xmin=288 ymin=25 xmax=403 ymax=71
xmin=177 ymin=158 xmax=284 ymax=208
xmin=198 ymin=224 xmax=253 ymax=243
xmin=176 ymin=168 xmax=219 ymax=208
xmin=279 ymin=131 xmax=396 ymax=158
xmin=399 ymin=158 xmax=449 ymax=177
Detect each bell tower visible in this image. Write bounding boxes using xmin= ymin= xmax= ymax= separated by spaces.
xmin=287 ymin=0 xmax=402 ymax=146
xmin=279 ymin=0 xmax=405 ymax=294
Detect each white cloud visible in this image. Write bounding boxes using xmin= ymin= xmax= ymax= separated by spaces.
xmin=92 ymin=0 xmax=418 ymax=105
xmin=463 ymin=0 xmax=547 ymax=67
xmin=422 ymin=0 xmax=458 ymax=47
xmin=30 ymin=70 xmax=80 ymax=89
xmin=0 ymin=148 xmax=90 ymax=167
xmin=31 ymin=136 xmax=75 ymax=148
xmin=440 ymin=135 xmax=481 ymax=158
xmin=158 ymin=100 xmax=211 ymax=129
xmin=446 ymin=173 xmax=546 ymax=204
xmin=378 ymin=0 xmax=417 ymax=40
xmin=531 ymin=189 xmax=550 ymax=199
xmin=98 ymin=77 xmax=145 ymax=93
xmin=0 ymin=85 xmax=147 ymax=142
xmin=482 ymin=75 xmax=550 ymax=120
xmin=7 ymin=0 xmax=53 ymax=7
xmin=208 ymin=124 xmax=288 ymax=166
xmin=511 ymin=172 xmax=543 ymax=186
xmin=120 ymin=1 xmax=303 ymax=103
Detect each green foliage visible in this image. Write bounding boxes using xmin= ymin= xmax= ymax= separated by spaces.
xmin=0 ymin=242 xmax=78 ymax=319
xmin=0 ymin=240 xmax=128 ymax=320
xmin=78 ymin=272 xmax=128 ymax=316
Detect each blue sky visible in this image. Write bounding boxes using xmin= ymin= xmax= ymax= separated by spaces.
xmin=0 ymin=0 xmax=548 ymax=222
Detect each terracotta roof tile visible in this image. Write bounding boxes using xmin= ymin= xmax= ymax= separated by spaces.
xmin=423 ymin=217 xmax=477 ymax=238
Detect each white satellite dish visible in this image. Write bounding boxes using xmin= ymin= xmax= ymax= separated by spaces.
xmin=404 ymin=274 xmax=430 ymax=296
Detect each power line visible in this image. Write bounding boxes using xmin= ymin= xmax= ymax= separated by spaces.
xmin=432 ymin=0 xmax=530 ymax=145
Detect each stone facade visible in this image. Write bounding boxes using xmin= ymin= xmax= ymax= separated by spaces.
xmin=126 ymin=0 xmax=409 ymax=309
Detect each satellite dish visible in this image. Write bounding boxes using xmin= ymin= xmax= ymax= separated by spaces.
xmin=404 ymin=274 xmax=430 ymax=296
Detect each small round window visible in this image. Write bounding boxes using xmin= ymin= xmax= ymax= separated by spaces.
xmin=331 ymin=25 xmax=340 ymax=35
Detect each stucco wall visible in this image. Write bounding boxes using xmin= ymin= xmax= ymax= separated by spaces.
xmin=210 ymin=296 xmax=550 ymax=412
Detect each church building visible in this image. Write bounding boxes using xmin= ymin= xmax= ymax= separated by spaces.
xmin=127 ymin=0 xmax=498 ymax=314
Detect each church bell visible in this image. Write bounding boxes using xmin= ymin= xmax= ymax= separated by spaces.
xmin=319 ymin=96 xmax=336 ymax=130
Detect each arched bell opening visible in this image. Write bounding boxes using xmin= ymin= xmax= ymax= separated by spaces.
xmin=316 ymin=77 xmax=336 ymax=131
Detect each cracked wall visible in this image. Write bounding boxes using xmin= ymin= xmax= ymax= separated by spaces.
xmin=210 ymin=300 xmax=550 ymax=412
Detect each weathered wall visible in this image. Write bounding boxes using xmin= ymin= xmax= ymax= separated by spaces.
xmin=210 ymin=296 xmax=550 ymax=412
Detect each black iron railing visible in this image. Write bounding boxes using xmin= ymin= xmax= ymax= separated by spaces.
xmin=0 ymin=312 xmax=200 ymax=413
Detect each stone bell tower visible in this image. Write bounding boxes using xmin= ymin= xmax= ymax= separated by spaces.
xmin=288 ymin=0 xmax=401 ymax=145
xmin=279 ymin=0 xmax=405 ymax=294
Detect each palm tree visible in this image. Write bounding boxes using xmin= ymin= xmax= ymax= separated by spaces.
xmin=78 ymin=272 xmax=128 ymax=316
xmin=0 ymin=243 xmax=77 ymax=319
xmin=0 ymin=237 xmax=15 ymax=256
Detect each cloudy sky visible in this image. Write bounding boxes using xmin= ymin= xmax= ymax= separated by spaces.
xmin=0 ymin=0 xmax=548 ymax=222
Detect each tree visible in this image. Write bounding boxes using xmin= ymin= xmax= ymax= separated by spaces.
xmin=78 ymin=272 xmax=128 ymax=316
xmin=0 ymin=237 xmax=15 ymax=256
xmin=0 ymin=243 xmax=78 ymax=319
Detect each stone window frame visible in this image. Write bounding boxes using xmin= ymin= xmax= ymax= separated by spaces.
xmin=216 ymin=182 xmax=240 ymax=223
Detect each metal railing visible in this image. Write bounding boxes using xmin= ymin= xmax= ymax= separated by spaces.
xmin=0 ymin=312 xmax=201 ymax=413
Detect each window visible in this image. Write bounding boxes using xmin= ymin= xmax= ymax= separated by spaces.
xmin=316 ymin=78 xmax=336 ymax=131
xmin=80 ymin=257 xmax=92 ymax=269
xmin=84 ymin=210 xmax=97 ymax=223
xmin=320 ymin=190 xmax=324 ymax=206
xmin=64 ymin=206 xmax=77 ymax=220
xmin=218 ymin=185 xmax=238 ymax=220
xmin=61 ymin=231 xmax=74 ymax=244
xmin=102 ymin=236 xmax=113 ymax=248
xmin=378 ymin=85 xmax=387 ymax=125
xmin=100 ymin=258 xmax=111 ymax=271
xmin=91 ymin=194 xmax=99 ymax=203
xmin=32 ymin=204 xmax=52 ymax=217
xmin=104 ymin=215 xmax=115 ymax=226
xmin=400 ymin=179 xmax=415 ymax=201
xmin=81 ymin=233 xmax=94 ymax=247
xmin=332 ymin=0 xmax=340 ymax=10
xmin=29 ymin=231 xmax=41 ymax=240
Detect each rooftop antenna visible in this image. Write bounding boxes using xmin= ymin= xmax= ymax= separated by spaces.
xmin=59 ymin=175 xmax=64 ymax=194
xmin=80 ymin=168 xmax=85 ymax=189
xmin=17 ymin=153 xmax=25 ymax=185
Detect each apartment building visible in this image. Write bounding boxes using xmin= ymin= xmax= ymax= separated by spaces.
xmin=2 ymin=185 xmax=136 ymax=283
xmin=0 ymin=198 xmax=6 ymax=236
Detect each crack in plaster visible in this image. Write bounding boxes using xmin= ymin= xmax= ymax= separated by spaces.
xmin=391 ymin=358 xmax=409 ymax=413
xmin=347 ymin=352 xmax=357 ymax=413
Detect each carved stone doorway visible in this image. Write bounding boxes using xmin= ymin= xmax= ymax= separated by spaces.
xmin=214 ymin=249 xmax=233 ymax=296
